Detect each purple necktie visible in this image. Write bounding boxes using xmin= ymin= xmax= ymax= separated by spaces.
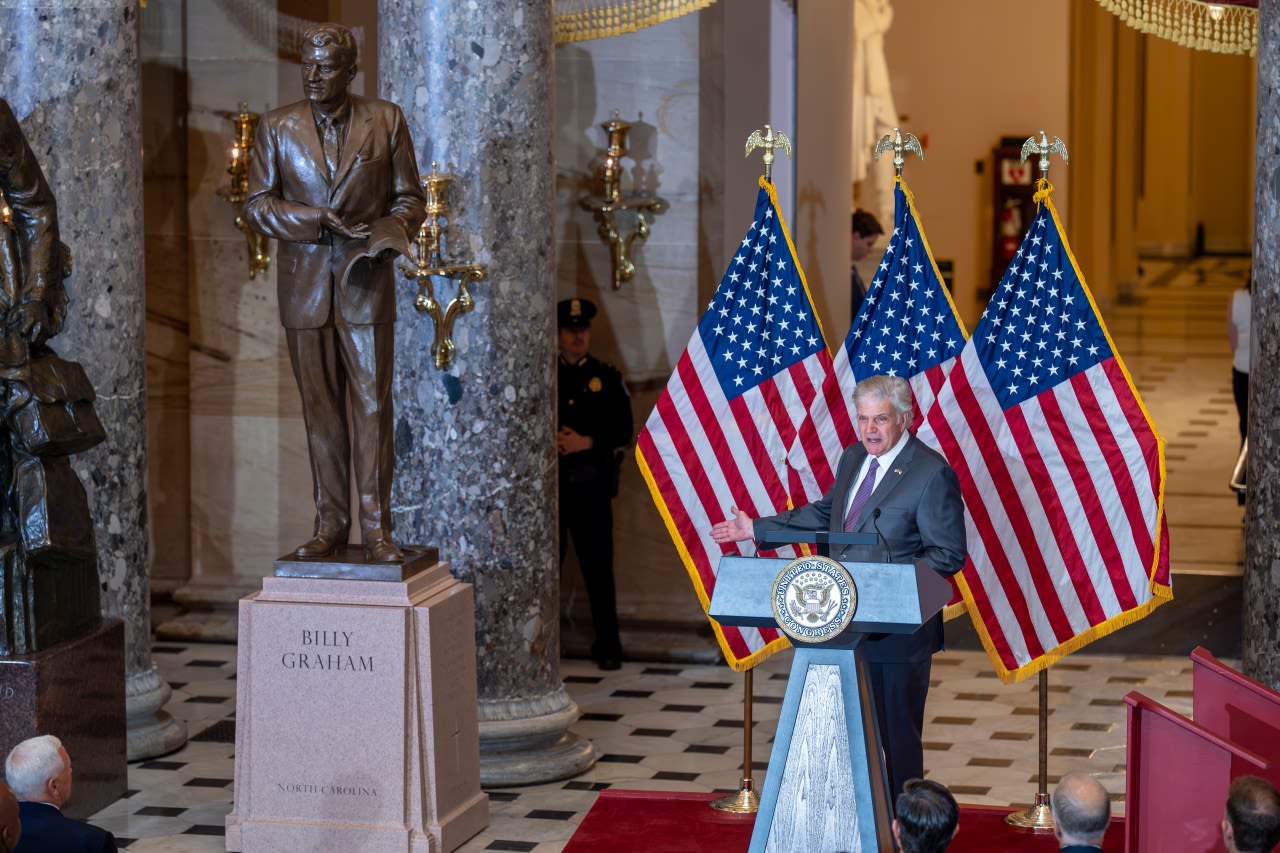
xmin=842 ymin=457 xmax=879 ymax=532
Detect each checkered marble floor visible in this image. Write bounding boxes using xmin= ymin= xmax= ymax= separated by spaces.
xmin=89 ymin=642 xmax=1202 ymax=851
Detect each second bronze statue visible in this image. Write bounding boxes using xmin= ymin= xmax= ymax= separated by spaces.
xmin=243 ymin=22 xmax=426 ymax=563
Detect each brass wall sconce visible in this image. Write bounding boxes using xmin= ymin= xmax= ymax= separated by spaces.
xmin=217 ymin=103 xmax=271 ymax=279
xmin=403 ymin=162 xmax=486 ymax=370
xmin=579 ymin=111 xmax=665 ymax=290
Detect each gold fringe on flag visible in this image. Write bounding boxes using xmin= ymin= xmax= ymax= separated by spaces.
xmin=1094 ymin=0 xmax=1258 ymax=56
xmin=554 ymin=0 xmax=721 ymax=44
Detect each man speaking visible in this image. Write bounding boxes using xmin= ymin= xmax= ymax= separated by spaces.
xmin=711 ymin=374 xmax=966 ymax=798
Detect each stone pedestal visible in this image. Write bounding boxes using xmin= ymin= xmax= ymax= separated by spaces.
xmin=0 ymin=619 xmax=127 ymax=819
xmin=226 ymin=560 xmax=487 ymax=853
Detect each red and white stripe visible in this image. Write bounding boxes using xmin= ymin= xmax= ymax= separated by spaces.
xmin=637 ymin=333 xmax=844 ymax=669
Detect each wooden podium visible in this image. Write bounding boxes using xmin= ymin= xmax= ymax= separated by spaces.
xmin=709 ymin=536 xmax=951 ymax=853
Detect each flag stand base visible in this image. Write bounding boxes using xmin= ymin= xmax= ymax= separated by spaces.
xmin=1005 ymin=792 xmax=1054 ymax=831
xmin=710 ymin=778 xmax=759 ymax=814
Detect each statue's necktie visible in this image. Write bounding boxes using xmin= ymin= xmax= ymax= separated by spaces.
xmin=320 ymin=117 xmax=340 ymax=181
xmin=842 ymin=457 xmax=880 ymax=532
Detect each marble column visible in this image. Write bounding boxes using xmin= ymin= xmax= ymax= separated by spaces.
xmin=379 ymin=2 xmax=594 ymax=784
xmin=0 ymin=2 xmax=185 ymax=757
xmin=1246 ymin=0 xmax=1280 ymax=691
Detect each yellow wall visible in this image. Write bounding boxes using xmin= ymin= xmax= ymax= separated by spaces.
xmin=882 ymin=0 xmax=1071 ymax=326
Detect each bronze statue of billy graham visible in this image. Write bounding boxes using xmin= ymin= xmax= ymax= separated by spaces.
xmin=244 ymin=23 xmax=426 ymax=563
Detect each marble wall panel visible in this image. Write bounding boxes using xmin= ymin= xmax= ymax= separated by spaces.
xmin=555 ymin=16 xmax=717 ymax=657
xmin=555 ymin=17 xmax=702 ymax=382
xmin=178 ymin=10 xmax=315 ymax=584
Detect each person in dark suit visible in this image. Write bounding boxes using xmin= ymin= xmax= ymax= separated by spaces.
xmin=4 ymin=735 xmax=117 ymax=853
xmin=710 ymin=374 xmax=966 ymax=799
xmin=893 ymin=778 xmax=959 ymax=853
xmin=245 ymin=23 xmax=426 ymax=563
xmin=850 ymin=208 xmax=884 ymax=321
xmin=558 ymin=298 xmax=632 ymax=670
xmin=0 ymin=781 xmax=19 ymax=852
xmin=1222 ymin=775 xmax=1280 ymax=853
xmin=1050 ymin=772 xmax=1110 ymax=852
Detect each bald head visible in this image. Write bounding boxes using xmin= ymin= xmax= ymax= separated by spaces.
xmin=1051 ymin=772 xmax=1111 ymax=848
xmin=0 ymin=782 xmax=19 ymax=852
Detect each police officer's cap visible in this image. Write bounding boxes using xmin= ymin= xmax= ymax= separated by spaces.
xmin=558 ymin=298 xmax=597 ymax=329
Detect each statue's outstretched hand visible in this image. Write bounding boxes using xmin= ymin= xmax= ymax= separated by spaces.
xmin=321 ymin=208 xmax=371 ymax=240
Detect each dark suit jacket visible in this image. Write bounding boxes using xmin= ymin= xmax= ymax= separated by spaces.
xmin=244 ymin=96 xmax=425 ymax=329
xmin=754 ymin=432 xmax=966 ymax=661
xmin=14 ymin=801 xmax=117 ymax=853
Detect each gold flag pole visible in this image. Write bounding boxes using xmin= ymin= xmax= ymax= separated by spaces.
xmin=1006 ymin=668 xmax=1055 ymax=830
xmin=709 ymin=124 xmax=793 ymax=814
xmin=711 ymin=667 xmax=759 ymax=813
xmin=1003 ymin=133 xmax=1068 ymax=833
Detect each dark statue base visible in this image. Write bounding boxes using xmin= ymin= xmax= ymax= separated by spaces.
xmin=273 ymin=545 xmax=440 ymax=582
xmin=0 ymin=618 xmax=127 ymax=818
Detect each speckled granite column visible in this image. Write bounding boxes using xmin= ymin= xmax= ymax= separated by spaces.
xmin=1247 ymin=0 xmax=1280 ymax=691
xmin=0 ymin=3 xmax=186 ymax=757
xmin=379 ymin=3 xmax=592 ymax=784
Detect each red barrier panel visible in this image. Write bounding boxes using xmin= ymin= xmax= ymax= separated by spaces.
xmin=1125 ymin=692 xmax=1269 ymax=853
xmin=1192 ymin=646 xmax=1280 ymax=790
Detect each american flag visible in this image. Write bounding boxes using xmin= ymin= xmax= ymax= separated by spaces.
xmin=805 ymin=178 xmax=969 ymax=616
xmin=917 ymin=185 xmax=1171 ymax=683
xmin=636 ymin=177 xmax=840 ymax=671
xmin=830 ymin=179 xmax=967 ymax=431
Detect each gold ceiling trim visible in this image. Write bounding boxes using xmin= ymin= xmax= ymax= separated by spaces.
xmin=1095 ymin=0 xmax=1258 ymax=56
xmin=554 ymin=0 xmax=721 ymax=44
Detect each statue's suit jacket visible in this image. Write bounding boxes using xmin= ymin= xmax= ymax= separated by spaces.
xmin=754 ymin=432 xmax=966 ymax=662
xmin=244 ymin=95 xmax=424 ymax=329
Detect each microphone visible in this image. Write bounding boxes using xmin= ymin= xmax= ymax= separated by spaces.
xmin=871 ymin=508 xmax=895 ymax=563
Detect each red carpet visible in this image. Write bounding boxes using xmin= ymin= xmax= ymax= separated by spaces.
xmin=564 ymin=790 xmax=1125 ymax=852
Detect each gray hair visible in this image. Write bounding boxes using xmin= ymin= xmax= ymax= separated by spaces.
xmin=300 ymin=23 xmax=358 ymax=68
xmin=852 ymin=374 xmax=913 ymax=418
xmin=4 ymin=735 xmax=65 ymax=801
xmin=1051 ymin=772 xmax=1111 ymax=843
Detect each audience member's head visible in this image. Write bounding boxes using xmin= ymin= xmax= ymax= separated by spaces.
xmin=0 ymin=782 xmax=18 ymax=853
xmin=893 ymin=777 xmax=959 ymax=853
xmin=4 ymin=735 xmax=73 ymax=808
xmin=1223 ymin=775 xmax=1280 ymax=853
xmin=1050 ymin=772 xmax=1111 ymax=849
xmin=851 ymin=209 xmax=885 ymax=262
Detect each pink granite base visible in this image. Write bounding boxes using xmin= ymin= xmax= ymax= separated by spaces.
xmin=225 ymin=560 xmax=487 ymax=853
xmin=0 ymin=619 xmax=127 ymax=819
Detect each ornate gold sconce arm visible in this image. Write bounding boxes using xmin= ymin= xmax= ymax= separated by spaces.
xmin=409 ymin=262 xmax=485 ymax=370
xmin=217 ymin=103 xmax=272 ymax=279
xmin=579 ymin=111 xmax=665 ymax=290
xmin=404 ymin=163 xmax=486 ymax=370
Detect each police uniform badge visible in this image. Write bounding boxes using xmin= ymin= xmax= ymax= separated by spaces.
xmin=772 ymin=555 xmax=858 ymax=643
xmin=588 ymin=377 xmax=602 ymax=392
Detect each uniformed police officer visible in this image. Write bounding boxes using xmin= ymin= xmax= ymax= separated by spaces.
xmin=558 ymin=298 xmax=632 ymax=671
